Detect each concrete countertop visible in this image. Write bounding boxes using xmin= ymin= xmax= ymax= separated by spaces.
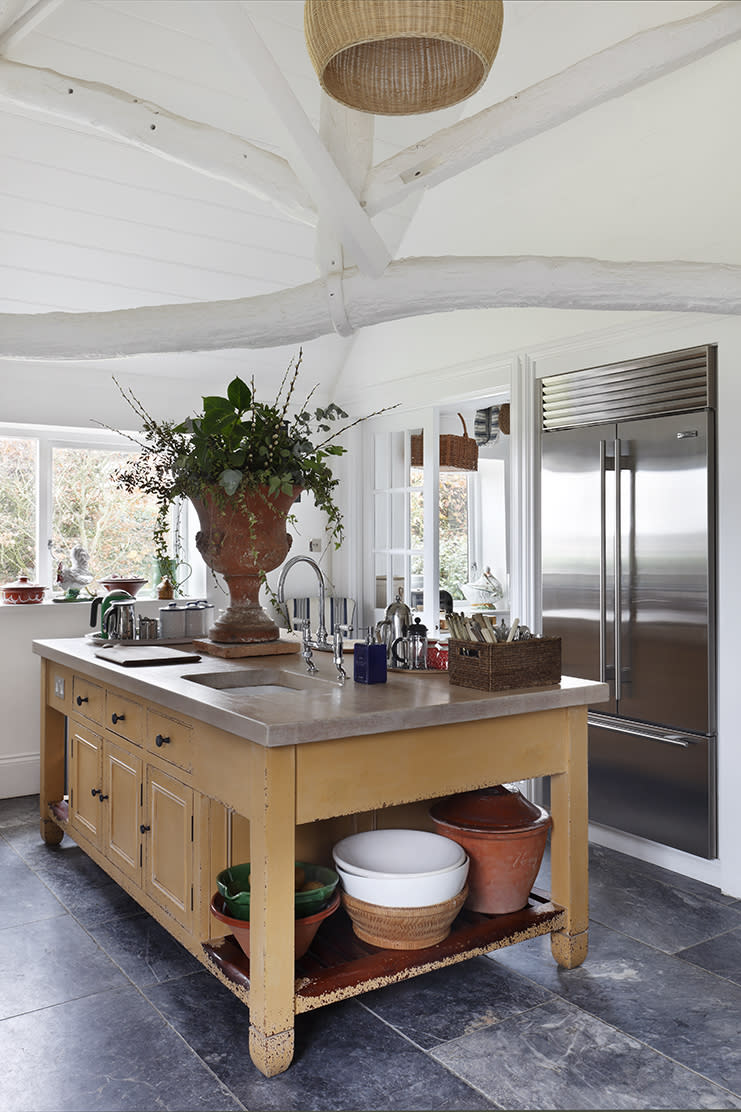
xmin=34 ymin=637 xmax=609 ymax=748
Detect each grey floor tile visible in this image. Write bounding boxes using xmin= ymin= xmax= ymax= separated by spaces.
xmin=0 ymin=841 xmax=66 ymax=929
xmin=587 ymin=843 xmax=741 ymax=953
xmin=491 ymin=921 xmax=741 ymax=1095
xmin=145 ymin=970 xmax=495 ymax=1111
xmin=678 ymin=925 xmax=741 ymax=986
xmin=0 ymin=985 xmax=243 ymax=1111
xmin=432 ymin=995 xmax=741 ymax=1110
xmin=590 ymin=840 xmax=740 ymax=908
xmin=90 ymin=911 xmax=203 ymax=988
xmin=8 ymin=832 xmax=142 ymax=927
xmin=0 ymin=793 xmax=40 ymax=830
xmin=0 ymin=914 xmax=129 ymax=1020
xmin=359 ymin=954 xmax=553 ymax=1049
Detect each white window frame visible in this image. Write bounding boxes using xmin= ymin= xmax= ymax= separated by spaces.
xmin=0 ymin=422 xmax=198 ymax=596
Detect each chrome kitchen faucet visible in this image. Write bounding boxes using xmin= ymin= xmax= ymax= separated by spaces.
xmin=276 ymin=555 xmax=346 ymax=683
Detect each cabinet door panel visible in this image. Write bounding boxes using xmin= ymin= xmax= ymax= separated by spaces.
xmin=69 ymin=724 xmax=103 ymax=847
xmin=104 ymin=739 xmax=142 ymax=884
xmin=144 ymin=766 xmax=193 ymax=932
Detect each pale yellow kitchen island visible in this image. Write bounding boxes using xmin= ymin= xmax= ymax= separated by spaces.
xmin=34 ymin=636 xmax=607 ymax=1077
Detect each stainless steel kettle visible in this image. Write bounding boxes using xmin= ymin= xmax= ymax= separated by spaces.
xmin=375 ymin=589 xmax=412 ymax=660
xmin=103 ymin=599 xmax=137 ymax=640
xmin=90 ymin=589 xmax=135 ymax=637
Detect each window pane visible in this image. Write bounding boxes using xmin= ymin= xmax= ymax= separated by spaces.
xmin=439 ymin=473 xmax=469 ymax=598
xmin=52 ymin=448 xmax=161 ymax=594
xmin=0 ymin=438 xmax=37 ymax=583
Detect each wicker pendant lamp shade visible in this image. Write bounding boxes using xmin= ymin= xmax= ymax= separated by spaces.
xmin=304 ymin=1 xmax=504 ymax=116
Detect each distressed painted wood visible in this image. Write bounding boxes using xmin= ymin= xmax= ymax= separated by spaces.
xmin=39 ymin=660 xmax=65 ymax=845
xmin=214 ymin=4 xmax=389 ymax=279
xmin=364 ymin=1 xmax=741 ymax=214
xmin=0 ymin=58 xmax=316 ymax=225
xmin=3 ymin=253 xmax=741 ymax=360
xmin=0 ymin=0 xmax=63 ymax=53
xmin=549 ymin=706 xmax=589 ymax=968
xmin=37 ymin=649 xmax=594 ymax=1078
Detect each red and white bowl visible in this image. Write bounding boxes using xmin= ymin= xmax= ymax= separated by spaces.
xmin=1 ymin=575 xmax=46 ymax=604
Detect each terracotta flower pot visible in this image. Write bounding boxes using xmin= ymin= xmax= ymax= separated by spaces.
xmin=191 ymin=485 xmax=299 ymax=643
xmin=210 ymin=889 xmax=340 ymax=961
xmin=429 ymin=786 xmax=552 ymax=914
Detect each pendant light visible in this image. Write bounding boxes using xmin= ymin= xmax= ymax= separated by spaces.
xmin=304 ymin=1 xmax=504 ymax=116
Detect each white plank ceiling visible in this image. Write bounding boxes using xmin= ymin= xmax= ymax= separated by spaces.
xmin=0 ymin=0 xmax=735 ymax=401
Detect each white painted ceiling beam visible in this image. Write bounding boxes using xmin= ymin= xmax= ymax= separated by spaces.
xmin=364 ymin=1 xmax=741 ymax=216
xmin=0 ymin=0 xmax=63 ymax=52
xmin=2 ymin=255 xmax=740 ymax=361
xmin=0 ymin=58 xmax=317 ymax=225
xmin=214 ymin=2 xmax=390 ymax=278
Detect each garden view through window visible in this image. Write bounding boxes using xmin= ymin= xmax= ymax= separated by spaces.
xmin=0 ymin=436 xmax=164 ymax=595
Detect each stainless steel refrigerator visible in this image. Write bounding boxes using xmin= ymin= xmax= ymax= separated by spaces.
xmin=540 ymin=345 xmax=717 ymax=858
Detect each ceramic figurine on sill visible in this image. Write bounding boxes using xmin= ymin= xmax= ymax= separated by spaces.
xmin=158 ymin=576 xmax=175 ymax=600
xmin=55 ymin=545 xmax=93 ymax=600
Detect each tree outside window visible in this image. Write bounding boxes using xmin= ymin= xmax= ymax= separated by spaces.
xmin=0 ymin=438 xmax=37 ymax=584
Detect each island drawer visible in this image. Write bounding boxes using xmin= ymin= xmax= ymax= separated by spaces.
xmin=105 ymin=690 xmax=144 ymax=743
xmin=71 ymin=676 xmax=105 ymax=725
xmin=144 ymin=709 xmax=192 ymax=773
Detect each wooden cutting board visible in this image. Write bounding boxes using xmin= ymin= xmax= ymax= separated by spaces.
xmin=94 ymin=645 xmax=202 ymax=667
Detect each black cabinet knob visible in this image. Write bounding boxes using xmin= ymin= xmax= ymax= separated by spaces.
xmin=140 ymin=824 xmax=151 ymax=834
xmin=91 ymin=787 xmax=101 ymax=797
xmin=98 ymin=794 xmax=109 ymax=802
xmin=155 ymin=733 xmax=170 ymax=747
xmin=111 ymin=712 xmax=125 ymax=724
xmin=76 ymin=695 xmax=88 ymax=705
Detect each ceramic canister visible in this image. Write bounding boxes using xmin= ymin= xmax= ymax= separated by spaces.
xmin=159 ymin=602 xmax=187 ymax=638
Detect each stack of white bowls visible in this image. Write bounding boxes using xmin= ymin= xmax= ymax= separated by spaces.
xmin=332 ymin=828 xmax=469 ymax=908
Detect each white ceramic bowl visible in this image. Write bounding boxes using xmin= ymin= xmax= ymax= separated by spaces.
xmin=336 ymin=857 xmax=469 ymax=909
xmin=332 ymin=828 xmax=466 ymax=880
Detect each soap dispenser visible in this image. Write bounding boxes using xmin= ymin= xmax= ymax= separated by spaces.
xmin=353 ymin=630 xmax=387 ymax=684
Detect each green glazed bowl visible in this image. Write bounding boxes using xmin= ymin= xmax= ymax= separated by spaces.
xmin=216 ymin=861 xmax=339 ymax=921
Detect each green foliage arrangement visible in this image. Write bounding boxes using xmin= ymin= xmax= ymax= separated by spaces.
xmin=111 ymin=349 xmax=388 ymax=561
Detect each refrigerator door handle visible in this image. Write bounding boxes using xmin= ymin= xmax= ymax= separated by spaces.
xmin=599 ymin=439 xmax=608 ymax=684
xmin=588 ymin=713 xmax=709 ymax=748
xmin=614 ymin=436 xmax=622 ymax=702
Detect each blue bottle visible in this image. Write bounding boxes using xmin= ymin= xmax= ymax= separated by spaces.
xmin=353 ymin=636 xmax=387 ymax=684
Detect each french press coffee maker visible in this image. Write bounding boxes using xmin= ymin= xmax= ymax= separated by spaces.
xmin=391 ymin=616 xmax=429 ymax=670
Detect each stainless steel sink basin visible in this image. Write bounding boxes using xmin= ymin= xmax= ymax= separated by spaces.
xmin=184 ymin=669 xmax=315 ymax=697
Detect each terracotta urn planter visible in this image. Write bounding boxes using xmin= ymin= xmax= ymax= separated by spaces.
xmin=429 ymin=785 xmax=552 ymax=914
xmin=191 ymin=485 xmax=298 ymax=643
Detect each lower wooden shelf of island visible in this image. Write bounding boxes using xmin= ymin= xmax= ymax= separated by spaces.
xmin=203 ymin=889 xmax=564 ymax=1012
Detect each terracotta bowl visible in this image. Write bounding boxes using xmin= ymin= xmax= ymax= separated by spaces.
xmin=341 ymin=886 xmax=467 ymax=950
xmin=210 ymin=889 xmax=340 ymax=961
xmin=99 ymin=576 xmax=148 ymax=597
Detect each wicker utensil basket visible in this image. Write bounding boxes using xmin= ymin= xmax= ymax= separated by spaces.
xmin=411 ymin=413 xmax=478 ymax=472
xmin=448 ymin=637 xmax=561 ymax=692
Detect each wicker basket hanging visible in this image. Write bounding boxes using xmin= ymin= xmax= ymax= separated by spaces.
xmin=304 ymin=0 xmax=504 ymax=116
xmin=411 ymin=413 xmax=478 ymax=472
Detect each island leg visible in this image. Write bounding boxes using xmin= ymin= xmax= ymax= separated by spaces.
xmin=247 ymin=744 xmax=297 ymax=1077
xmin=39 ymin=662 xmax=65 ymax=846
xmin=549 ymin=705 xmax=588 ymax=969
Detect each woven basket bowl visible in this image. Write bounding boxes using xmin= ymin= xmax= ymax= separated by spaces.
xmin=342 ymin=885 xmax=467 ymax=950
xmin=305 ymin=1 xmax=503 ymax=115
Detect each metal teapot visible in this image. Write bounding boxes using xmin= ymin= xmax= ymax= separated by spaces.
xmin=375 ymin=589 xmax=412 ymax=660
xmin=90 ymin=589 xmax=135 ymax=637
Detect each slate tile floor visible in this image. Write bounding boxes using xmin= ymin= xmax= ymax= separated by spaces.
xmin=2 ymin=795 xmax=741 ymax=1111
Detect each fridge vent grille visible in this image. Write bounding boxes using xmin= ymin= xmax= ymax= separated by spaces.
xmin=541 ymin=345 xmax=715 ymax=430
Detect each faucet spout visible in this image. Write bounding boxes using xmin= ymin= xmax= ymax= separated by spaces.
xmin=276 ymin=555 xmax=329 ymax=645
